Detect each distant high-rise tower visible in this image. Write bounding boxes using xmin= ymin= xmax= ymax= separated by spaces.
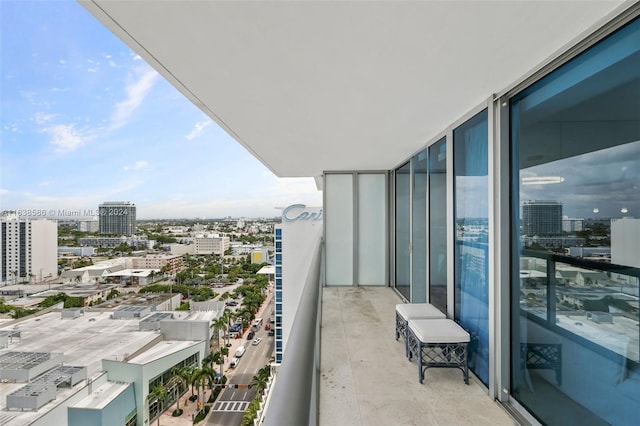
xmin=522 ymin=200 xmax=562 ymax=236
xmin=1 ymin=214 xmax=57 ymax=285
xmin=99 ymin=202 xmax=137 ymax=235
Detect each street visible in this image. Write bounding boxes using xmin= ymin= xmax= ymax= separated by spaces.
xmin=207 ymin=288 xmax=274 ymax=426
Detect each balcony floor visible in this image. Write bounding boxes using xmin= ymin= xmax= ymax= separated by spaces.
xmin=320 ymin=286 xmax=517 ymax=426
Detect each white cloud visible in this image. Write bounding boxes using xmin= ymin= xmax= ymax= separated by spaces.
xmin=33 ymin=112 xmax=55 ymax=125
xmin=59 ymin=59 xmax=66 ymax=65
xmin=110 ymin=67 xmax=159 ymax=130
xmin=87 ymin=67 xmax=99 ymax=73
xmin=0 ymin=189 xmax=9 ymax=195
xmin=123 ymin=160 xmax=150 ymax=171
xmin=46 ymin=124 xmax=85 ymax=152
xmin=186 ymin=119 xmax=212 ymax=141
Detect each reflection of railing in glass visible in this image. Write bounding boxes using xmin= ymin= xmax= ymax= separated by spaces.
xmin=520 ymin=249 xmax=640 ymax=363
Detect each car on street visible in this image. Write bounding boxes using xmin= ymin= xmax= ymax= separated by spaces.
xmin=268 ymin=329 xmax=275 ymax=336
xmin=265 ymin=323 xmax=271 ymax=330
xmin=247 ymin=331 xmax=255 ymax=340
xmin=252 ymin=337 xmax=262 ymax=346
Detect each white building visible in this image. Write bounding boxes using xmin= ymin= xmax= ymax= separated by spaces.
xmin=0 ymin=215 xmax=57 ymax=285
xmin=562 ymin=216 xmax=585 ymax=233
xmin=166 ymin=243 xmax=196 ymax=256
xmin=77 ymin=218 xmax=99 ymax=233
xmin=194 ymin=236 xmax=230 ymax=255
xmin=274 ymin=204 xmax=323 ymax=364
xmin=131 ymin=254 xmax=183 ymax=274
xmin=611 ymin=217 xmax=640 ymax=268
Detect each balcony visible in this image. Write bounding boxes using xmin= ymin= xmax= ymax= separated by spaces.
xmin=319 ymin=286 xmax=515 ymax=425
xmin=264 ymin=241 xmax=516 ymax=426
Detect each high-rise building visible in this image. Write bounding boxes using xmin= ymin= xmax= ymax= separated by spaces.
xmin=274 ymin=204 xmax=323 ymax=364
xmin=522 ymin=200 xmax=563 ymax=236
xmin=99 ymin=202 xmax=136 ymax=235
xmin=0 ymin=214 xmax=57 ymax=285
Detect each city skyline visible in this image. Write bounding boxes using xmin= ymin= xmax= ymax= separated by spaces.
xmin=0 ymin=1 xmax=322 ymax=219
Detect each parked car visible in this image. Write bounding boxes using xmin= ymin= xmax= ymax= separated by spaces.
xmin=265 ymin=323 xmax=271 ymax=331
xmin=268 ymin=329 xmax=275 ymax=336
xmin=252 ymin=337 xmax=262 ymax=346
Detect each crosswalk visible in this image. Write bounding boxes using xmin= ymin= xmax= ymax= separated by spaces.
xmin=212 ymin=400 xmax=250 ymax=412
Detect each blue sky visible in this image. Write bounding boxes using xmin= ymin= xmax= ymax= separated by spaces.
xmin=0 ymin=1 xmax=321 ymax=219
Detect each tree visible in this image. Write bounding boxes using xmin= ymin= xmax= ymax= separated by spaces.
xmin=250 ymin=364 xmax=271 ymax=395
xmin=191 ymin=366 xmax=217 ymax=408
xmin=168 ymin=367 xmax=190 ymax=412
xmin=213 ymin=316 xmax=228 ymax=349
xmin=148 ymin=383 xmax=168 ymax=426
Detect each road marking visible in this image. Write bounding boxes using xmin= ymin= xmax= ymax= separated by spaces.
xmin=213 ymin=400 xmax=250 ymax=412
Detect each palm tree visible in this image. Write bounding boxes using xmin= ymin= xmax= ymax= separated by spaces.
xmin=169 ymin=366 xmax=191 ymax=410
xmin=203 ymin=351 xmax=216 ymax=370
xmin=191 ymin=366 xmax=217 ymax=407
xmin=250 ymin=364 xmax=271 ymax=396
xmin=148 ymin=383 xmax=168 ymax=426
xmin=213 ymin=317 xmax=227 ymax=349
xmin=212 ymin=350 xmax=225 ymax=378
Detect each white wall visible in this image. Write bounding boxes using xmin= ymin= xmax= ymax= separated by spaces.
xmin=280 ymin=205 xmax=323 ymax=357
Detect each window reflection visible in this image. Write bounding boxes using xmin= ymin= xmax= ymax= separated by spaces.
xmin=511 ymin=16 xmax=640 ymax=426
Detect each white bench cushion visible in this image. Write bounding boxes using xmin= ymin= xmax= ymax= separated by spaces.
xmin=408 ymin=319 xmax=470 ymax=343
xmin=396 ymin=303 xmax=446 ymax=321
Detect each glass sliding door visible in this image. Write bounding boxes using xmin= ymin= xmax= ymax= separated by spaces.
xmin=412 ymin=150 xmax=428 ymax=302
xmin=511 ymin=17 xmax=640 ymax=426
xmin=429 ymin=138 xmax=447 ymax=313
xmin=395 ymin=162 xmax=411 ymax=300
xmin=454 ymin=110 xmax=489 ymax=385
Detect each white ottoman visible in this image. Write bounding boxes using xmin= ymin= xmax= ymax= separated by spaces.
xmin=407 ymin=318 xmax=470 ymax=384
xmin=395 ymin=303 xmax=446 ymax=357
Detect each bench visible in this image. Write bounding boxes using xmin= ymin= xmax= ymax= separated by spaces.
xmin=407 ymin=318 xmax=470 ymax=384
xmin=395 ymin=303 xmax=446 ymax=357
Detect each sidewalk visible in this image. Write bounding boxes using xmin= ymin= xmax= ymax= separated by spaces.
xmin=156 ymin=288 xmax=274 ymax=425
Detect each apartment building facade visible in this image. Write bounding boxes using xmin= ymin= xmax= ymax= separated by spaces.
xmin=0 ymin=214 xmax=57 ymax=285
xmin=99 ymin=201 xmax=137 ymax=235
xmin=131 ymin=254 xmax=183 ymax=274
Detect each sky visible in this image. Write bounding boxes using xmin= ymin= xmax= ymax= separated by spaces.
xmin=0 ymin=1 xmax=322 ymax=219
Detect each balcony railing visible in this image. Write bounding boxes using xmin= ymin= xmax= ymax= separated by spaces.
xmin=263 ymin=239 xmax=323 ymax=426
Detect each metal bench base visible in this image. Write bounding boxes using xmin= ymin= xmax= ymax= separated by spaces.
xmin=407 ymin=329 xmax=469 ymax=385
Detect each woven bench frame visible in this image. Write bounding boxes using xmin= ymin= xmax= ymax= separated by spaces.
xmin=407 ymin=326 xmax=469 ymax=385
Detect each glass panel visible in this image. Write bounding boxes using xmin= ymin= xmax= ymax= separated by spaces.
xmin=511 ymin=17 xmax=640 ymax=426
xmin=429 ymin=138 xmax=447 ymax=313
xmin=325 ymin=174 xmax=354 ymax=285
xmin=412 ymin=150 xmax=428 ymax=302
xmin=395 ymin=162 xmax=411 ymax=300
xmin=358 ymin=173 xmax=387 ymax=285
xmin=454 ymin=110 xmax=489 ymax=385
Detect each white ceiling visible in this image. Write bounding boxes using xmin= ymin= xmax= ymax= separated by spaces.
xmin=80 ymin=0 xmax=628 ymax=181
